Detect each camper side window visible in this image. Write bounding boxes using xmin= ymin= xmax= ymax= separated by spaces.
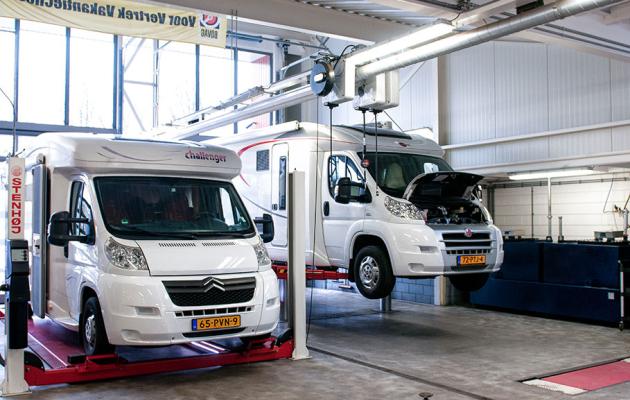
xmin=278 ymin=156 xmax=287 ymax=211
xmin=328 ymin=155 xmax=366 ymax=200
xmin=69 ymin=181 xmax=93 ymax=240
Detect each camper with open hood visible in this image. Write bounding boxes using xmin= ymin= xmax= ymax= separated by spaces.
xmin=215 ymin=121 xmax=504 ymax=299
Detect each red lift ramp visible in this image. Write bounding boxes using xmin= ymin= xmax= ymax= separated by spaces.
xmin=273 ymin=265 xmax=349 ymax=281
xmin=1 ymin=313 xmax=292 ymax=387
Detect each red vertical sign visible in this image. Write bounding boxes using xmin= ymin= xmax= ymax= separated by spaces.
xmin=7 ymin=157 xmax=25 ymax=240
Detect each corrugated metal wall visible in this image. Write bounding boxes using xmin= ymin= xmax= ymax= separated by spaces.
xmin=443 ymin=41 xmax=630 ymax=171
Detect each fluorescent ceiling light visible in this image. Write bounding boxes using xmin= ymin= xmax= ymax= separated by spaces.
xmin=508 ymin=168 xmax=594 ymax=181
xmin=346 ymin=22 xmax=454 ymax=66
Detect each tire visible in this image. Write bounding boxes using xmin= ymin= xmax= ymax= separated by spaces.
xmin=353 ymin=246 xmax=395 ymax=299
xmin=81 ymin=296 xmax=114 ymax=356
xmin=448 ymin=273 xmax=490 ymax=292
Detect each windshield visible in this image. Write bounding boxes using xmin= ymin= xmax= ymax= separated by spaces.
xmin=362 ymin=152 xmax=453 ymax=198
xmin=94 ymin=177 xmax=255 ymax=240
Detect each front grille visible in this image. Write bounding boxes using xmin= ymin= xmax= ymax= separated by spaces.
xmin=442 ymin=232 xmax=490 ymax=240
xmin=175 ymin=306 xmax=253 ymax=318
xmin=446 ymin=249 xmax=491 ymax=255
xmin=183 ymin=328 xmax=246 ymax=338
xmin=441 ymin=231 xmax=492 ymax=249
xmin=164 ymin=276 xmax=256 ymax=307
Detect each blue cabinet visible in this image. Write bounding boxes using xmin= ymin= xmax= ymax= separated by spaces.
xmin=471 ymin=241 xmax=629 ymax=327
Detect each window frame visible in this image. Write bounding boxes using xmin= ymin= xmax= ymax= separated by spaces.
xmin=68 ymin=180 xmax=95 ymax=244
xmin=278 ymin=156 xmax=287 ymax=211
xmin=327 ymin=154 xmax=368 ymax=202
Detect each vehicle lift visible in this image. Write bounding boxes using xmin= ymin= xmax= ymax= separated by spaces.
xmin=0 ymin=160 xmax=310 ymax=396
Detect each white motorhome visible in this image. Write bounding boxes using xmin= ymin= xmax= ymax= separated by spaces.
xmin=24 ymin=133 xmax=279 ymax=355
xmin=215 ymin=122 xmax=504 ymax=299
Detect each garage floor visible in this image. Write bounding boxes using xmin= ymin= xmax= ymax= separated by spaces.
xmin=3 ymin=289 xmax=629 ymax=400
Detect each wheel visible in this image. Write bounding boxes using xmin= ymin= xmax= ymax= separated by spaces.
xmin=448 ymin=273 xmax=490 ymax=292
xmin=81 ymin=296 xmax=114 ymax=356
xmin=353 ymin=246 xmax=395 ymax=299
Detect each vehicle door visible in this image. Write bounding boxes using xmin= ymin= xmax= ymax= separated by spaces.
xmin=66 ymin=179 xmax=97 ymax=320
xmin=322 ymin=153 xmax=369 ymax=266
xmin=270 ymin=143 xmax=289 ymax=247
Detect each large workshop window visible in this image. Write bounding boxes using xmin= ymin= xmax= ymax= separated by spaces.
xmin=122 ymin=37 xmax=154 ymax=134
xmin=157 ymin=41 xmax=196 ymax=126
xmin=236 ymin=50 xmax=272 ymax=133
xmin=69 ymin=29 xmax=114 ymax=128
xmin=0 ymin=18 xmax=15 ymax=122
xmin=18 ymin=21 xmax=66 ymax=124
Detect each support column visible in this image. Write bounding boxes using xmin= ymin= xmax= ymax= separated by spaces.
xmin=434 ymin=56 xmax=450 ymax=306
xmin=379 ymin=295 xmax=392 ymax=313
xmin=1 ymin=157 xmax=29 ymax=397
xmin=546 ymin=177 xmax=553 ymax=241
xmin=288 ymin=171 xmax=309 ymax=360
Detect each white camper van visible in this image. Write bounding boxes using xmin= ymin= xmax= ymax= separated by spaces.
xmin=215 ymin=122 xmax=504 ymax=299
xmin=25 ymin=133 xmax=279 ymax=355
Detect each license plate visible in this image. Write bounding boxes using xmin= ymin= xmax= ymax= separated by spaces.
xmin=457 ymin=255 xmax=486 ymax=266
xmin=192 ymin=315 xmax=241 ymax=331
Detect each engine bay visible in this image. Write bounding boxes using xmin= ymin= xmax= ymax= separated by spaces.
xmin=416 ymin=198 xmax=487 ymax=225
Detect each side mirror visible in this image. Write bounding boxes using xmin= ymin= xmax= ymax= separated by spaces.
xmin=47 ymin=211 xmax=90 ymax=247
xmin=254 ymin=213 xmax=275 ymax=243
xmin=334 ymin=177 xmax=352 ymax=204
xmin=473 ymin=184 xmax=483 ymax=201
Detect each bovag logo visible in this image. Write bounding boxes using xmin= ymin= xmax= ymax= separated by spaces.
xmin=199 ymin=14 xmax=220 ymax=39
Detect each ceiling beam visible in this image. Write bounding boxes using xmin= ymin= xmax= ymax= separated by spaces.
xmin=602 ymin=1 xmax=630 ymax=24
xmin=153 ymin=0 xmax=410 ymax=43
xmin=456 ymin=0 xmax=517 ymax=27
xmin=367 ymin=0 xmax=457 ymax=18
xmin=510 ymin=29 xmax=630 ymax=62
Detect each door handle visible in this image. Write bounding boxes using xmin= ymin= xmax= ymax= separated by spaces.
xmin=272 ymin=204 xmax=278 ymax=211
xmin=323 ymin=201 xmax=330 ymax=216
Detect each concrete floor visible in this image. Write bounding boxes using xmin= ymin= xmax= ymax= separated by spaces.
xmin=2 ymin=289 xmax=630 ymax=399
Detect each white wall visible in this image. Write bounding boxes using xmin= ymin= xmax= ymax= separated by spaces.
xmin=493 ymin=173 xmax=630 ymax=240
xmin=442 ymin=41 xmax=630 ymax=171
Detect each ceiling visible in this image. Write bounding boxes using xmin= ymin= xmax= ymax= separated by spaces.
xmin=157 ymin=0 xmax=630 ymax=60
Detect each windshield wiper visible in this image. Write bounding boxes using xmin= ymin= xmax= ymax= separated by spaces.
xmin=193 ymin=231 xmax=254 ymax=238
xmin=112 ymin=226 xmax=199 ymax=240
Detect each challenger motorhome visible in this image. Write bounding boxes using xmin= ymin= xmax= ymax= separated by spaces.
xmin=215 ymin=122 xmax=504 ymax=299
xmin=25 ymin=133 xmax=279 ymax=355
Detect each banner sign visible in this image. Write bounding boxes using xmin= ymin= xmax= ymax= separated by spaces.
xmin=0 ymin=0 xmax=227 ymax=48
xmin=6 ymin=157 xmax=25 ymax=241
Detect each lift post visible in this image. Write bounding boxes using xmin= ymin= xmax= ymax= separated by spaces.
xmin=288 ymin=171 xmax=309 ymax=360
xmin=2 ymin=156 xmax=30 ymax=397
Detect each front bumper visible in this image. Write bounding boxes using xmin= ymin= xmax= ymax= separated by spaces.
xmin=97 ymin=269 xmax=280 ymax=346
xmin=385 ymin=223 xmax=503 ymax=277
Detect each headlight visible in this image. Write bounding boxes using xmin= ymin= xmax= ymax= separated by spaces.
xmin=479 ymin=202 xmax=493 ymax=224
xmin=384 ymin=196 xmax=425 ymax=220
xmin=104 ymin=237 xmax=148 ymax=271
xmin=253 ymin=239 xmax=271 ymax=270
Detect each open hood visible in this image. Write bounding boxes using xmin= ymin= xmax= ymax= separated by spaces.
xmin=403 ymin=172 xmax=484 ymax=202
